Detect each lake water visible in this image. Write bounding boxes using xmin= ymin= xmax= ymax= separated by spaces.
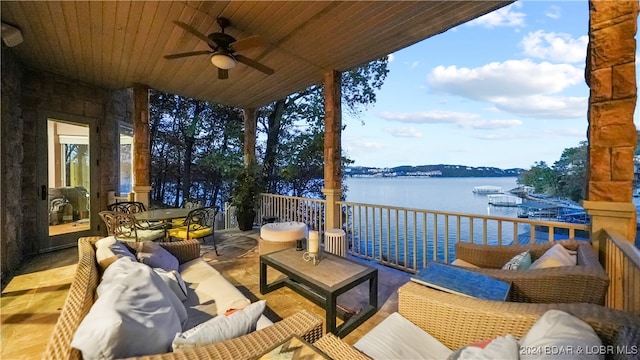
xmin=341 ymin=177 xmax=527 ymax=268
xmin=344 ymin=176 xmax=520 ymax=217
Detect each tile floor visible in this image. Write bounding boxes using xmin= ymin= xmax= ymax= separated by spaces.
xmin=1 ymin=228 xmax=411 ymax=359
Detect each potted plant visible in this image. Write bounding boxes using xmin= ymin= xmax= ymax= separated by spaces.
xmin=231 ymin=161 xmax=263 ymax=231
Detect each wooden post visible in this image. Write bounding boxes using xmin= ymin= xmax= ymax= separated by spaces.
xmin=583 ymin=0 xmax=639 ymax=249
xmin=243 ymin=108 xmax=257 ymax=165
xmin=132 ymin=83 xmax=152 ymax=208
xmin=322 ymin=70 xmax=343 ymax=231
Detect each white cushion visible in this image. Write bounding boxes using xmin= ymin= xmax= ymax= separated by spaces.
xmin=154 ymin=268 xmax=188 ymax=301
xmin=451 ymin=258 xmax=480 ymax=268
xmin=520 ymin=310 xmax=603 ymax=360
xmin=136 ymin=241 xmax=179 ymax=272
xmin=354 ymin=312 xmax=452 ymax=360
xmin=529 ymin=244 xmax=577 ymax=270
xmin=172 ymin=300 xmax=267 ymax=351
xmin=71 ymin=258 xmax=187 ymax=359
xmin=95 ymin=236 xmax=136 ymax=270
xmin=179 ymin=258 xmax=273 ymax=330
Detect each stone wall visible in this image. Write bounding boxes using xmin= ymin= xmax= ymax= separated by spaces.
xmin=1 ymin=45 xmax=24 ymax=278
xmin=1 ymin=48 xmax=131 ymax=278
xmin=587 ymin=0 xmax=638 ymax=201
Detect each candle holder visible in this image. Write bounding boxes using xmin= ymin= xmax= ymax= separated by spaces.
xmin=303 ymin=251 xmax=321 ymax=265
xmin=295 ymin=238 xmax=304 ymax=251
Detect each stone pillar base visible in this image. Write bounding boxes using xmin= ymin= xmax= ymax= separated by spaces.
xmin=582 ymin=200 xmax=637 ymax=260
xmin=133 ymin=185 xmax=152 ymax=209
xmin=322 ymin=188 xmax=343 ymax=231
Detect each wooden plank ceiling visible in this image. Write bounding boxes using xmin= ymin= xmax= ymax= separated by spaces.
xmin=1 ymin=1 xmax=511 ymax=109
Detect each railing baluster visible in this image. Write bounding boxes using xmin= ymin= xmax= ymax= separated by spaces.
xmin=444 ymin=214 xmax=449 ymax=264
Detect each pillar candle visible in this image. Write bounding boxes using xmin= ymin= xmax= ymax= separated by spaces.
xmin=308 ymin=231 xmax=319 ymax=253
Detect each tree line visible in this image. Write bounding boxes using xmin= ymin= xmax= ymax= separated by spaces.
xmin=148 ymin=58 xmax=389 ymax=209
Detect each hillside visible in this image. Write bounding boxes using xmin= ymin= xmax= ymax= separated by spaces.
xmin=346 ymin=164 xmax=524 ymax=177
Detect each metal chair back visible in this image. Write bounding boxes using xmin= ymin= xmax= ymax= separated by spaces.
xmin=107 ymin=201 xmax=147 ymax=214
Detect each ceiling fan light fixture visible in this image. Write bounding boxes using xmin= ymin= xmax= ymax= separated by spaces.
xmin=210 ymin=53 xmax=236 ymax=69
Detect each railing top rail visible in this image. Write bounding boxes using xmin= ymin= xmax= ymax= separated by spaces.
xmin=337 ymin=200 xmax=589 ymax=230
xmin=260 ymin=193 xmax=326 ymax=203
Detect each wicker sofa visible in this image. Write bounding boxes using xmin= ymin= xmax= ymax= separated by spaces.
xmin=44 ymin=237 xmax=323 ymax=360
xmin=451 ymin=240 xmax=609 ymax=304
xmin=314 ymin=282 xmax=640 ymax=360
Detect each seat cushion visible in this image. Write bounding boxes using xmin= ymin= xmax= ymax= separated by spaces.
xmin=179 ymin=258 xmax=273 ymax=330
xmin=354 ymin=312 xmax=452 ymax=359
xmin=168 ymin=225 xmax=212 ymax=239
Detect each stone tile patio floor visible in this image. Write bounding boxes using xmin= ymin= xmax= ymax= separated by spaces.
xmin=1 ymin=228 xmax=411 ymax=359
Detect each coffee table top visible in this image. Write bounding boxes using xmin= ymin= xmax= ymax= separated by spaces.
xmin=261 ymin=248 xmax=376 ymax=289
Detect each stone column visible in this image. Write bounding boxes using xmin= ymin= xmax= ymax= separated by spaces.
xmin=583 ymin=0 xmax=639 ymax=247
xmin=243 ymin=108 xmax=257 ymax=165
xmin=132 ymin=83 xmax=151 ymax=208
xmin=322 ymin=70 xmax=343 ymax=231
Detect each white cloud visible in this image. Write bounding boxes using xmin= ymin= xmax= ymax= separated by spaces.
xmin=458 ymin=119 xmax=523 ymax=130
xmin=342 ymin=137 xmax=385 ymax=154
xmin=427 ymin=59 xmax=583 ymax=101
xmin=379 ymin=110 xmax=478 ymax=124
xmin=379 ymin=111 xmax=523 ymax=130
xmin=411 ymin=61 xmax=419 ymax=69
xmin=383 ymin=127 xmax=423 ymax=138
xmin=388 ymin=54 xmax=395 ymax=62
xmin=492 ymin=95 xmax=587 ymax=119
xmin=545 ymin=5 xmax=561 ymax=19
xmin=467 ymin=3 xmax=526 ymax=28
xmin=521 ymin=30 xmax=588 ymax=63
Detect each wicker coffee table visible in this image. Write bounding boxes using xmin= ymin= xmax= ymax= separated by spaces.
xmin=260 ymin=248 xmax=378 ymax=338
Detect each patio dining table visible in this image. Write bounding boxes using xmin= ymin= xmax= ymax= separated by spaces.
xmin=134 ymin=208 xmax=196 ymax=222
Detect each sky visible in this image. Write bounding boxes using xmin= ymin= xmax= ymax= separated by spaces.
xmin=341 ymin=1 xmax=638 ymax=170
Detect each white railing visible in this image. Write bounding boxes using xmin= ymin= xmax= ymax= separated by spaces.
xmin=339 ymin=201 xmax=589 ymax=273
xmin=257 ymin=194 xmax=326 ymax=232
xmin=223 ymin=202 xmax=238 ymax=229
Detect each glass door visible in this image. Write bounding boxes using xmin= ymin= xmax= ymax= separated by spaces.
xmin=38 ymin=116 xmax=98 ymax=251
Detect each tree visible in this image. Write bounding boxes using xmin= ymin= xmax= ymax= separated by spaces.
xmin=553 ymin=142 xmax=587 ymax=201
xmin=518 ymin=161 xmax=556 ymax=195
xmin=258 ymin=57 xmax=390 ymax=197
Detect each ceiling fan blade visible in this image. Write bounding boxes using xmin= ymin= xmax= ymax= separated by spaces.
xmin=218 ymin=68 xmax=229 ymax=80
xmin=173 ymin=20 xmax=216 ymax=48
xmin=235 ymin=54 xmax=274 ymax=75
xmin=164 ymin=50 xmax=212 ymax=59
xmin=230 ymin=35 xmax=266 ymax=52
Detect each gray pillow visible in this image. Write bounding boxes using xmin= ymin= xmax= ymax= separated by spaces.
xmin=136 ymin=241 xmax=179 ymax=272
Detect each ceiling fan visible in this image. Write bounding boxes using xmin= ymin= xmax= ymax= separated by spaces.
xmin=165 ymin=17 xmax=274 ymax=80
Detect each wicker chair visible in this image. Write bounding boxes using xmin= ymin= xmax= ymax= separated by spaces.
xmin=451 ymin=240 xmax=609 ymax=304
xmin=44 ymin=237 xmax=324 ymax=360
xmin=314 ymin=282 xmax=640 ymax=360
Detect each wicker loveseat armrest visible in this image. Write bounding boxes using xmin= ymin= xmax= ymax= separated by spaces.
xmin=314 ymin=333 xmax=372 ymax=360
xmin=127 ymin=310 xmax=324 ymax=360
xmin=398 ymin=282 xmax=640 ymax=357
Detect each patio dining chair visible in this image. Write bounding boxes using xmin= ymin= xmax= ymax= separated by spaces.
xmin=168 ymin=207 xmax=219 ymax=255
xmin=106 ymin=201 xmax=166 ymax=230
xmin=99 ymin=210 xmax=166 ymax=243
xmin=172 ymin=198 xmax=203 ymax=227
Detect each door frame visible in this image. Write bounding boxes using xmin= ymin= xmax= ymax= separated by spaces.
xmin=36 ymin=110 xmax=100 ymax=252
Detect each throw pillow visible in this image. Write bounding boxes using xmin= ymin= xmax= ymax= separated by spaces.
xmin=136 ymin=241 xmax=179 ymax=272
xmin=448 ymin=334 xmax=519 ymax=360
xmin=71 ymin=257 xmax=186 ymax=360
xmin=153 ymin=268 xmax=189 ymax=301
xmin=529 ymin=244 xmax=577 ymax=270
xmin=172 ymin=300 xmax=266 ymax=351
xmin=520 ymin=309 xmax=603 ymax=360
xmin=451 ymin=258 xmax=480 ymax=268
xmin=95 ymin=236 xmax=137 ymax=271
xmin=502 ymin=251 xmax=532 ymax=271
